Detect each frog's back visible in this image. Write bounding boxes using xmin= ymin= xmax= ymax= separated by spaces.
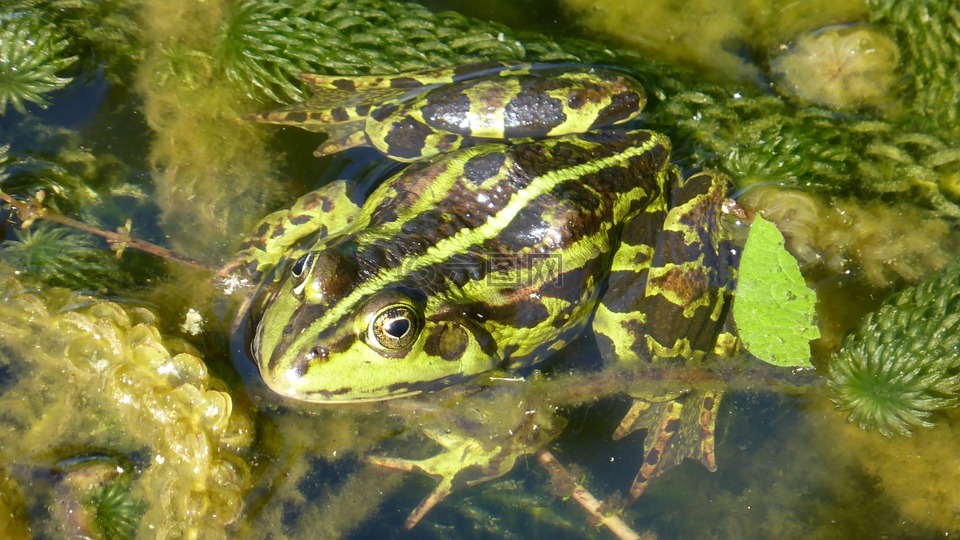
xmin=353 ymin=131 xmax=668 ymax=276
xmin=338 ymin=130 xmax=671 ymax=361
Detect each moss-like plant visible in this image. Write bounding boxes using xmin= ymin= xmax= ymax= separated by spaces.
xmin=829 ymin=259 xmax=960 ymax=436
xmin=89 ymin=479 xmax=144 ymax=540
xmin=868 ymin=0 xmax=960 ymax=139
xmin=0 ymin=14 xmax=77 ymax=114
xmin=0 ymin=223 xmax=129 ymax=291
xmin=3 ymin=0 xmax=142 ymax=83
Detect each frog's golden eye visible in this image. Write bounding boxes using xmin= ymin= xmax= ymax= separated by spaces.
xmin=367 ymin=304 xmax=420 ymax=352
xmin=290 ymin=253 xmax=316 ymax=289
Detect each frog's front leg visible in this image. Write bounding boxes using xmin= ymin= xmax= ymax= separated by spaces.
xmin=219 ymin=179 xmax=360 ymax=285
xmin=365 ymin=388 xmax=565 ymax=528
xmin=593 ymin=170 xmax=741 ymax=499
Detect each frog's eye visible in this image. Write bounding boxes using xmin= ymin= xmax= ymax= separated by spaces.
xmin=367 ymin=304 xmax=420 ymax=353
xmin=290 ymin=253 xmax=316 ymax=292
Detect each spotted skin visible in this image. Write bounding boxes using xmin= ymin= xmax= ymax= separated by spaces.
xmin=231 ymin=64 xmax=745 ymax=516
xmin=247 ymin=62 xmax=646 ymax=162
xmin=249 ymin=130 xmax=675 ymax=402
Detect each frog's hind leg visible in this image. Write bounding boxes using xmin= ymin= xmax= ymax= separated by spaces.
xmin=613 ymin=389 xmax=722 ymax=499
xmin=312 ymin=122 xmax=370 ymax=157
xmin=594 ymin=169 xmax=739 ymax=499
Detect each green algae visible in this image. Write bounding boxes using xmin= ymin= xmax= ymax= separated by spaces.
xmin=0 ymin=266 xmax=253 ymax=538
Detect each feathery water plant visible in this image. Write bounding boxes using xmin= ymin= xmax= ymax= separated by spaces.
xmin=3 ymin=0 xmax=142 ymax=82
xmin=868 ymin=0 xmax=960 ymax=140
xmin=829 ymin=259 xmax=960 ymax=436
xmin=89 ymin=479 xmax=143 ymax=540
xmin=0 ymin=13 xmax=77 ymax=114
xmin=0 ymin=223 xmax=128 ymax=291
xmin=216 ymin=0 xmax=577 ymax=104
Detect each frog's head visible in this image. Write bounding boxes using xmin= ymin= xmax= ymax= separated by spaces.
xmin=252 ymin=248 xmax=500 ymax=402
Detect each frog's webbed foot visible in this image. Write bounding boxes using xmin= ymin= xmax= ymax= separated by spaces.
xmin=365 ymin=410 xmax=560 ymax=528
xmin=614 ymin=389 xmax=722 ymax=499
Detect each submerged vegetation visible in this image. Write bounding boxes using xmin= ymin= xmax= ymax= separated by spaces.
xmin=0 ymin=0 xmax=959 ymax=537
xmin=0 ymin=269 xmax=252 ymax=537
xmin=829 ymin=259 xmax=960 ymax=436
xmin=0 ymin=15 xmax=76 ymax=114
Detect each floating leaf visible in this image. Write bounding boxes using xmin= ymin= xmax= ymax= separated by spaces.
xmin=734 ymin=215 xmax=819 ymax=367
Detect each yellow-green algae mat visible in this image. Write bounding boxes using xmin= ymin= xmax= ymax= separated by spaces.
xmin=0 ymin=265 xmax=252 ymax=538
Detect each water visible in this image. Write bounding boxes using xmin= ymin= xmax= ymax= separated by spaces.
xmin=1 ymin=0 xmax=958 ymax=538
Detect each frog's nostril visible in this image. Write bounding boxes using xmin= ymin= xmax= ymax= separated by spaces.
xmin=308 ymin=346 xmax=330 ymax=362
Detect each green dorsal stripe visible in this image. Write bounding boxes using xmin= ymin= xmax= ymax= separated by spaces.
xmin=284 ymin=135 xmax=664 ymax=358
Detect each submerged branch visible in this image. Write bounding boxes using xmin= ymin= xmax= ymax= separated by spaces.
xmin=523 ymin=360 xmax=823 ymax=410
xmin=0 ymin=191 xmax=214 ymax=272
xmin=536 ymin=450 xmax=650 ymax=540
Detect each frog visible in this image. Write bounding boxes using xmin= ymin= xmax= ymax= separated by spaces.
xmin=230 ymin=62 xmax=744 ymax=523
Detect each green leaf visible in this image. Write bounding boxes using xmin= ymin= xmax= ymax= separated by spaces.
xmin=734 ymin=215 xmax=819 ymax=367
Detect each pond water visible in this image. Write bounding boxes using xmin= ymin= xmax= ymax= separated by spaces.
xmin=1 ymin=0 xmax=959 ymax=538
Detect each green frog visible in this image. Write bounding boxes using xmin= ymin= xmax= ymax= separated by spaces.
xmin=230 ymin=62 xmax=744 ymax=520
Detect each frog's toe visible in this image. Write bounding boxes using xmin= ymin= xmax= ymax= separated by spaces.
xmin=313 ymin=125 xmax=369 ymax=156
xmin=363 ymin=454 xmax=456 ymax=529
xmin=614 ymin=389 xmax=722 ymax=499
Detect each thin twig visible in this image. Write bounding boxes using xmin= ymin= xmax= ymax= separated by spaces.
xmin=537 ymin=450 xmax=654 ymax=540
xmin=0 ymin=191 xmax=214 ymax=272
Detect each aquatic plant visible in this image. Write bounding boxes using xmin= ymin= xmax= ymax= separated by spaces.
xmin=215 ymin=0 xmax=566 ymax=104
xmin=0 ymin=269 xmax=253 ymax=537
xmin=212 ymin=0 xmax=960 ymax=219
xmin=739 ymin=185 xmax=956 ymax=288
xmin=769 ymin=24 xmax=901 ymax=110
xmin=828 ymin=259 xmax=960 ymax=436
xmin=90 ymin=479 xmax=143 ymax=540
xmin=868 ymin=0 xmax=960 ymax=139
xmin=0 ymin=223 xmax=129 ymax=291
xmin=0 ymin=14 xmax=77 ymax=114
xmin=3 ymin=0 xmax=142 ymax=82
xmin=0 ymin=124 xmax=150 ymax=222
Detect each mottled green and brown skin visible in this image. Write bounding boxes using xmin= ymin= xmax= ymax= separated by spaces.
xmin=247 ymin=61 xmax=646 ymax=161
xmin=234 ymin=63 xmax=743 ymax=505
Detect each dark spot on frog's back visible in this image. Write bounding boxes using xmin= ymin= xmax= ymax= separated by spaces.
xmin=463 ymin=152 xmax=507 ymax=184
xmin=289 ymin=214 xmax=313 ymax=226
xmin=383 ymin=117 xmax=434 ymax=159
xmin=467 ymin=298 xmax=551 ymax=329
xmin=281 ymin=111 xmax=308 ymax=123
xmin=389 ymin=76 xmax=423 ymax=88
xmin=590 ymin=91 xmax=644 ymax=128
xmin=330 ymin=107 xmax=351 ymax=123
xmin=421 ymin=91 xmax=472 ymax=134
xmin=579 ymin=129 xmax=652 ymax=149
xmin=252 ymin=222 xmax=272 ymax=240
xmin=503 ymin=91 xmax=566 ymax=137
